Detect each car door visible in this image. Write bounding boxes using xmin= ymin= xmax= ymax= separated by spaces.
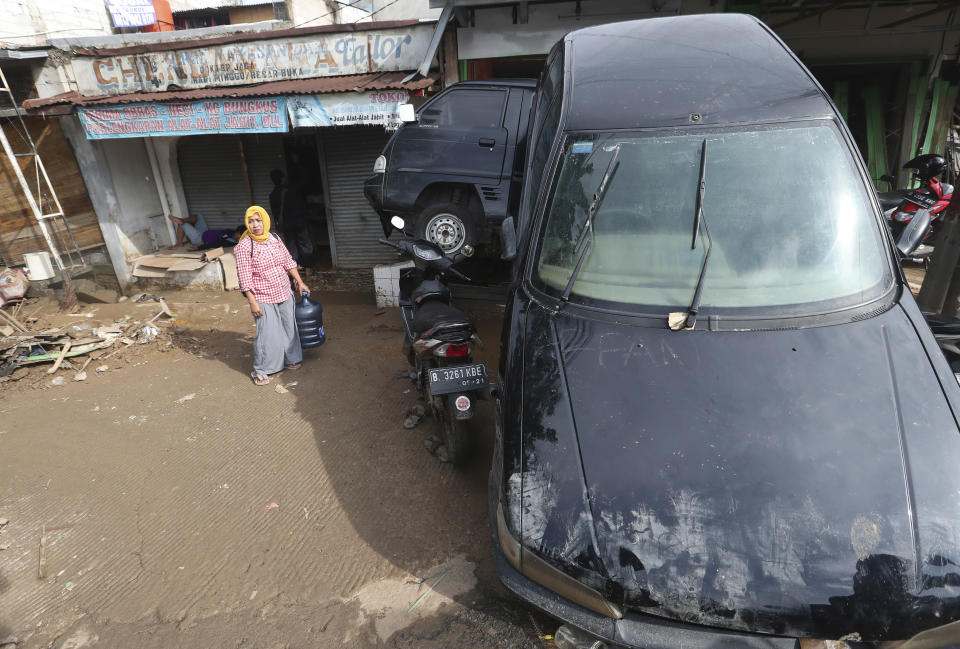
xmin=385 ymin=87 xmax=509 ymax=195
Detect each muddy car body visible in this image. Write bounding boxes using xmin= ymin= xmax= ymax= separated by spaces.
xmin=492 ymin=13 xmax=960 ymax=645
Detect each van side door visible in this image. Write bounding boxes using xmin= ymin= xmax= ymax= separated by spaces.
xmin=385 ymin=86 xmax=509 ymax=199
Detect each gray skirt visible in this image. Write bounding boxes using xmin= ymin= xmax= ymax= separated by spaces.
xmin=253 ymin=295 xmax=302 ymax=375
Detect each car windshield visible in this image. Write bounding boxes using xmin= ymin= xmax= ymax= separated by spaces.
xmin=534 ymin=122 xmax=892 ymax=313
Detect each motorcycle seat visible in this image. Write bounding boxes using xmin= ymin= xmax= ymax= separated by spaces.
xmin=877 ymin=191 xmax=907 ymax=212
xmin=412 ymin=299 xmax=475 ymax=338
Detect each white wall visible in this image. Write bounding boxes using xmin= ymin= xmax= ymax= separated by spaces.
xmin=457 ymin=0 xmax=710 ymax=59
xmin=370 ymin=0 xmax=441 ymax=22
xmin=285 ymin=0 xmax=339 ymax=27
xmin=0 ymin=0 xmax=115 ymax=47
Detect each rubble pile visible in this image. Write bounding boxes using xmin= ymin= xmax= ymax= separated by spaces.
xmin=0 ymin=293 xmax=176 ymax=388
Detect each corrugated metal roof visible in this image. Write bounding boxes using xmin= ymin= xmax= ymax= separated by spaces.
xmin=23 ymin=72 xmax=436 ymax=113
xmin=72 ymin=20 xmax=423 ymax=56
xmin=169 ymin=0 xmax=273 ymax=11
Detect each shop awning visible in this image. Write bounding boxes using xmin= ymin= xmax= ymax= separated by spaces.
xmin=23 ymin=71 xmax=436 ymax=116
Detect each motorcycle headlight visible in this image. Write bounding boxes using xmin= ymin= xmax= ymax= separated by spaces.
xmin=373 ymin=155 xmax=386 ymax=173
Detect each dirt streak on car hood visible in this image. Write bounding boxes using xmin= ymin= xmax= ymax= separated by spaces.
xmin=518 ymin=301 xmax=960 ymax=640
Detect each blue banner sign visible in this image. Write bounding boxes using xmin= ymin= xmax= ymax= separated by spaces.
xmin=78 ymin=98 xmax=289 ymax=139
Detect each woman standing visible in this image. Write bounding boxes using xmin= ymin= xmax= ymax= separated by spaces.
xmin=235 ymin=205 xmax=310 ymax=386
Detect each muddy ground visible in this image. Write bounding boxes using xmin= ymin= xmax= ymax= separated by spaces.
xmin=0 ymin=283 xmax=556 ymax=649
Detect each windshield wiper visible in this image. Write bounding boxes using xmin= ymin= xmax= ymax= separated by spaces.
xmin=671 ymin=139 xmax=712 ymax=330
xmin=561 ymin=145 xmax=621 ymax=301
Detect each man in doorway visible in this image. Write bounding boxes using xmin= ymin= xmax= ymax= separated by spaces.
xmin=269 ymin=168 xmax=314 ymax=275
xmin=167 ymin=212 xmax=207 ymax=249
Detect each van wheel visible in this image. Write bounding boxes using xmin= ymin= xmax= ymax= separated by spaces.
xmin=415 ymin=202 xmax=477 ymax=257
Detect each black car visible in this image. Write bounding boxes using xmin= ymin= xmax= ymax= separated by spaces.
xmin=364 ymin=79 xmax=536 ymax=257
xmin=492 ymin=13 xmax=960 ymax=646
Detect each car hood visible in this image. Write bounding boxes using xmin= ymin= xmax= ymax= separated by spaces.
xmin=516 ymin=301 xmax=960 ymax=640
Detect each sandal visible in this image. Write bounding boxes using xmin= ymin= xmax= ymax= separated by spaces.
xmin=285 ymin=362 xmax=302 ymax=370
xmin=251 ymin=372 xmax=270 ymax=386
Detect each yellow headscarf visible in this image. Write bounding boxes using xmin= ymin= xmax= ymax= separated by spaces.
xmin=240 ymin=205 xmax=271 ymax=243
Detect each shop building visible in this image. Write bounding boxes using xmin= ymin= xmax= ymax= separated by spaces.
xmin=24 ymin=19 xmax=446 ymax=287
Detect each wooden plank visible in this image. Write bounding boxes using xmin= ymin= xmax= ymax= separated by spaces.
xmin=832 ymin=81 xmax=849 ymax=123
xmin=919 ymin=212 xmax=960 ymax=313
xmin=931 ymin=84 xmax=959 ymax=159
xmin=922 ymin=79 xmax=948 ymax=157
xmin=862 ymin=84 xmax=888 ymax=190
xmin=898 ymin=73 xmax=925 ymax=188
xmin=47 ymin=340 xmax=71 ymax=374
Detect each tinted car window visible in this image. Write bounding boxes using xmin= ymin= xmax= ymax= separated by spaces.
xmin=419 ymin=89 xmax=506 ymax=128
xmin=535 ymin=122 xmax=891 ymax=313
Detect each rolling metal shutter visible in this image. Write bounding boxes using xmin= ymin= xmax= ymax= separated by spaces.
xmin=319 ymin=126 xmax=394 ymax=268
xmin=178 ymin=134 xmax=284 ymax=230
xmin=240 ymin=134 xmax=286 ymax=215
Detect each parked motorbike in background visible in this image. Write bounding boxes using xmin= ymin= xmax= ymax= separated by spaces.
xmin=878 ymin=153 xmax=954 ymax=256
xmin=379 ymin=217 xmax=489 ymax=466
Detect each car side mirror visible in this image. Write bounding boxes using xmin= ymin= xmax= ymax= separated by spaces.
xmin=896 ymin=208 xmax=931 ymax=256
xmin=397 ymin=103 xmax=416 ymax=123
xmin=500 ymin=216 xmax=518 ymax=261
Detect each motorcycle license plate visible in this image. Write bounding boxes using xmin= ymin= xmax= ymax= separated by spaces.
xmin=905 ymin=191 xmax=937 ymax=208
xmin=428 ymin=363 xmax=489 ymax=395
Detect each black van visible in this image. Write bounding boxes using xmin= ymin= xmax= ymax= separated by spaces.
xmin=492 ymin=13 xmax=960 ymax=646
xmin=364 ymin=79 xmax=536 ymax=256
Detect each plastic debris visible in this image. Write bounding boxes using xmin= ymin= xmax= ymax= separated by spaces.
xmin=74 ymin=371 xmax=87 ymax=382
xmin=176 ymin=393 xmax=196 ymax=403
xmin=135 ymin=325 xmax=159 ymax=344
xmin=49 ymin=376 xmax=64 ymax=387
xmin=274 ymin=383 xmax=289 ymax=394
xmin=96 ymin=365 xmax=108 ymax=373
xmin=263 ymin=502 xmax=279 ymax=511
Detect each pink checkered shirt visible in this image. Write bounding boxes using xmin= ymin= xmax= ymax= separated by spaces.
xmin=235 ymin=234 xmax=297 ymax=304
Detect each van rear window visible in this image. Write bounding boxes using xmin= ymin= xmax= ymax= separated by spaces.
xmin=534 ymin=122 xmax=891 ymax=314
xmin=419 ymin=89 xmax=506 ymax=129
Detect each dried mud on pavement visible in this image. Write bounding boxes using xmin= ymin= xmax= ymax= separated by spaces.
xmin=0 ymin=288 xmax=550 ymax=648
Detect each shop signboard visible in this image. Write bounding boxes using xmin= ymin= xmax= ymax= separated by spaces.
xmin=78 ymin=98 xmax=289 ymax=139
xmin=106 ymin=0 xmax=157 ymax=28
xmin=73 ymin=25 xmax=432 ymax=97
xmin=287 ymin=91 xmax=409 ymax=128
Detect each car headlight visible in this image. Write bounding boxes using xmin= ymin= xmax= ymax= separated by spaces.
xmin=373 ymin=155 xmax=386 ymax=173
xmin=497 ymin=503 xmax=623 ymax=620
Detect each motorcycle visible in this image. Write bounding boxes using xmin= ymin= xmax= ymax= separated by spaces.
xmin=878 ymin=153 xmax=954 ymax=256
xmin=379 ymin=216 xmax=489 ymax=466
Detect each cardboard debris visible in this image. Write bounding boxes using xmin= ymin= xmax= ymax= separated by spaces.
xmin=138 ymin=257 xmax=184 ymax=270
xmin=132 ymin=249 xmax=237 ymax=289
xmin=132 ymin=258 xmax=172 ymax=278
xmin=166 ymin=258 xmax=207 ymax=272
xmin=203 ymin=247 xmax=225 ymax=262
xmin=219 ymin=253 xmax=239 ymax=291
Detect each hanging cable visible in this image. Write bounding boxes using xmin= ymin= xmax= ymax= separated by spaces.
xmin=293 ymin=0 xmax=372 ymax=29
xmin=351 ymin=0 xmax=402 ymax=23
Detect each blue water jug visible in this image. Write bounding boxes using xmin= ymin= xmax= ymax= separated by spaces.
xmin=295 ymin=291 xmax=325 ymax=348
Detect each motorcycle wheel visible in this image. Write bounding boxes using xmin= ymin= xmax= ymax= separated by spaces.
xmin=440 ymin=398 xmax=470 ymax=467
